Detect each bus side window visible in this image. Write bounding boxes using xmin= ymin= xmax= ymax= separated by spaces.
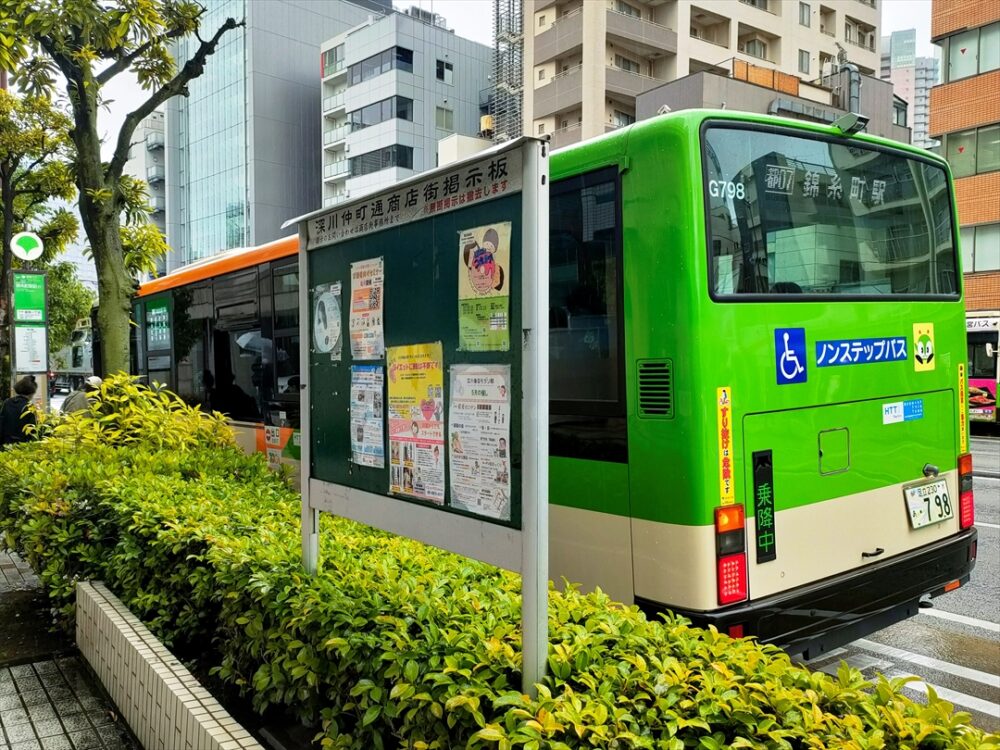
xmin=549 ymin=168 xmax=626 ymax=463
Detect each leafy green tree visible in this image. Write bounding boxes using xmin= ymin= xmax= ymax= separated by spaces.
xmin=0 ymin=0 xmax=241 ymax=375
xmin=0 ymin=89 xmax=78 ymax=384
xmin=44 ymin=260 xmax=95 ymax=368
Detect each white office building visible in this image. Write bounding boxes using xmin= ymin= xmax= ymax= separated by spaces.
xmin=880 ymin=29 xmax=940 ymax=149
xmin=320 ymin=8 xmax=492 ymax=207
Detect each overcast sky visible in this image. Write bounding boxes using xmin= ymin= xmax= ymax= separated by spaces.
xmin=881 ymin=0 xmax=936 ymax=57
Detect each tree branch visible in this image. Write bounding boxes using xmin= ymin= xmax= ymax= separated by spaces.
xmin=95 ymin=25 xmax=192 ymax=87
xmin=9 ymin=147 xmax=58 ymax=190
xmin=106 ymin=17 xmax=243 ymax=187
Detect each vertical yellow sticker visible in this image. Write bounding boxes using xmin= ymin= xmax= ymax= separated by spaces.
xmin=913 ymin=322 xmax=936 ymax=371
xmin=718 ymin=387 xmax=735 ymax=506
xmin=958 ymin=363 xmax=968 ymax=454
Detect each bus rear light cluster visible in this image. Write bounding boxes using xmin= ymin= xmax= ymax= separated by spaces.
xmin=715 ymin=505 xmax=748 ymax=605
xmin=958 ymin=453 xmax=974 ymax=529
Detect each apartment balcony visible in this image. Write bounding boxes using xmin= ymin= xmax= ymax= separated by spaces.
xmin=534 ymin=7 xmax=583 ymax=64
xmin=534 ymin=65 xmax=583 ymax=119
xmin=323 ymin=125 xmax=349 ymax=150
xmin=322 ymin=60 xmax=346 ymax=80
xmin=606 ymin=8 xmax=677 ymax=57
xmin=146 ymin=164 xmax=165 ymax=184
xmin=738 ymin=0 xmax=777 ymax=15
xmin=145 ymin=131 xmax=164 ymax=151
xmin=323 ymin=159 xmax=348 ymax=181
xmin=323 ymin=93 xmax=345 ymax=116
xmin=549 ymin=122 xmax=582 ymax=151
xmin=606 ymin=66 xmax=665 ymax=98
xmin=150 ymin=195 xmax=166 ymax=212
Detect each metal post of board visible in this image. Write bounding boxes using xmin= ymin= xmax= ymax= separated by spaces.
xmin=298 ymin=229 xmax=319 ymax=575
xmin=519 ymin=139 xmax=550 ymax=697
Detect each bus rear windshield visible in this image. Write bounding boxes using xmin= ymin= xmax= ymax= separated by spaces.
xmin=703 ymin=125 xmax=959 ymax=298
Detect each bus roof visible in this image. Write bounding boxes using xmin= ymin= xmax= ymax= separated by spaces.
xmin=137 ymin=234 xmax=299 ymax=297
xmin=550 ymin=109 xmax=950 ymax=181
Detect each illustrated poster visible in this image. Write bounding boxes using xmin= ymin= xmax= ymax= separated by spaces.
xmin=387 ymin=343 xmax=445 ymax=503
xmin=458 ymin=222 xmax=511 ymax=352
xmin=350 ymin=257 xmax=384 ymax=359
xmin=350 ymin=365 xmax=385 ymax=467
xmin=448 ymin=365 xmax=512 ymax=521
xmin=312 ymin=282 xmax=342 ymax=361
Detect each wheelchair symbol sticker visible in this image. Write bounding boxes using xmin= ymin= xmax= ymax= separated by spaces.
xmin=775 ymin=328 xmax=807 ymax=384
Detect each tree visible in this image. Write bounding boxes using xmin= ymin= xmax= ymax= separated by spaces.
xmin=0 ymin=0 xmax=241 ymax=375
xmin=0 ymin=89 xmax=78 ymax=384
xmin=44 ymin=260 xmax=95 ymax=363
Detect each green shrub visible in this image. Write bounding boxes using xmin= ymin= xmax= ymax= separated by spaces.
xmin=1 ymin=377 xmax=996 ymax=749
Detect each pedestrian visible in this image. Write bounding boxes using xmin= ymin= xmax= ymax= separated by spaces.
xmin=0 ymin=376 xmax=39 ymax=447
xmin=61 ymin=375 xmax=103 ymax=414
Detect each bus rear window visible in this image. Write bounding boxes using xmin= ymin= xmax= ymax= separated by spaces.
xmin=703 ymin=126 xmax=958 ymax=298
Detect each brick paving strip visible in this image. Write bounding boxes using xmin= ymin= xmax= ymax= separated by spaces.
xmin=1 ymin=551 xmax=139 ymax=750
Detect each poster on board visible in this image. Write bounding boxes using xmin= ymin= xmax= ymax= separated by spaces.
xmin=458 ymin=222 xmax=511 ymax=352
xmin=350 ymin=257 xmax=385 ymax=359
xmin=312 ymin=282 xmax=342 ymax=361
xmin=448 ymin=364 xmax=512 ymax=521
xmin=350 ymin=365 xmax=385 ymax=467
xmin=387 ymin=342 xmax=445 ymax=503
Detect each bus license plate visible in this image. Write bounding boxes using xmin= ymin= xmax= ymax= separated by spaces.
xmin=904 ymin=479 xmax=954 ymax=529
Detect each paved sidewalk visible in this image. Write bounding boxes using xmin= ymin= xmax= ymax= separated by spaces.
xmin=0 ymin=551 xmax=139 ymax=750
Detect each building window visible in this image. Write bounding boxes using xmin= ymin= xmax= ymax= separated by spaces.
xmin=614 ymin=54 xmax=641 ymax=74
xmin=538 ymin=68 xmax=546 ymax=80
xmin=742 ymin=39 xmax=767 ymax=59
xmin=615 ymin=0 xmax=642 ymax=18
xmin=612 ymin=110 xmax=635 ymax=128
xmin=538 ymin=14 xmax=545 ymax=25
xmin=799 ymin=2 xmax=810 ymax=27
xmin=740 ymin=0 xmax=768 ymax=9
xmin=435 ymin=106 xmax=454 ymax=131
xmin=893 ymin=102 xmax=907 ymax=127
xmin=945 ymin=125 xmax=1000 ymax=177
xmin=348 ymin=145 xmax=413 ymax=177
xmin=436 ymin=59 xmax=454 ymax=84
xmin=322 ymin=45 xmax=344 ymax=77
xmin=538 ymin=123 xmax=545 ymax=134
xmin=347 ymin=96 xmax=413 ymax=131
xmin=962 ymin=223 xmax=1000 ymax=272
xmin=798 ymin=49 xmax=810 ymax=74
xmin=945 ymin=22 xmax=999 ymax=82
xmin=349 ymin=47 xmax=413 ymax=86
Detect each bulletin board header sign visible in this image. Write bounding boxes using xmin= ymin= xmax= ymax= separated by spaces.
xmin=303 ymin=149 xmax=522 ymax=249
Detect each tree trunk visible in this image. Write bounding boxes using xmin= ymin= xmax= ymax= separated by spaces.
xmin=0 ymin=169 xmax=15 ymax=396
xmin=86 ymin=207 xmax=131 ymax=376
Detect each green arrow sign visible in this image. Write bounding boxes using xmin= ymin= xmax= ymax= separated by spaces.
xmin=11 ymin=231 xmax=44 ymax=262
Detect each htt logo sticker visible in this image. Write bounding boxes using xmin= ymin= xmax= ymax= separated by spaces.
xmin=913 ymin=323 xmax=935 ymax=372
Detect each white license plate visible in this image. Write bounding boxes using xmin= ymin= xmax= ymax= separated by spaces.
xmin=904 ymin=479 xmax=954 ymax=529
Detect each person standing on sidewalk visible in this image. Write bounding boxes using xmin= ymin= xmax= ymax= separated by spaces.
xmin=0 ymin=376 xmax=39 ymax=447
xmin=61 ymin=375 xmax=103 ymax=414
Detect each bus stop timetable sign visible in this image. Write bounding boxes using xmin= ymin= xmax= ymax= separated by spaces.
xmin=284 ymin=137 xmax=549 ymax=695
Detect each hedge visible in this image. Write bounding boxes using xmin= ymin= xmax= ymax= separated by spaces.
xmin=0 ymin=376 xmax=995 ymax=749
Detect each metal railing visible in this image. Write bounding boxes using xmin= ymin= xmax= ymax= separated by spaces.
xmin=552 ymin=63 xmax=583 ymax=81
xmin=323 ymin=126 xmax=349 ymax=146
xmin=323 ymin=93 xmax=345 ymax=113
xmin=738 ymin=0 xmax=776 ymax=14
xmin=322 ymin=60 xmax=345 ymax=78
xmin=606 ymin=7 xmax=672 ymax=31
xmin=146 ymin=164 xmax=165 ymax=183
xmin=324 ymin=160 xmax=348 ymax=179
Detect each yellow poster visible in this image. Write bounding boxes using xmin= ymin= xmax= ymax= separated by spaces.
xmin=387 ymin=342 xmax=445 ymax=504
xmin=958 ymin=363 xmax=968 ymax=454
xmin=717 ymin=387 xmax=735 ymax=506
xmin=913 ymin=322 xmax=935 ymax=372
xmin=458 ymin=222 xmax=511 ymax=351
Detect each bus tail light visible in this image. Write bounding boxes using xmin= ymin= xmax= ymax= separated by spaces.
xmin=958 ymin=452 xmax=974 ymax=529
xmin=715 ymin=505 xmax=747 ymax=605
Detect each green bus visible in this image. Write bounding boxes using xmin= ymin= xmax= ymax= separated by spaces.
xmin=132 ymin=109 xmax=978 ymax=657
xmin=546 ymin=110 xmax=976 ymax=657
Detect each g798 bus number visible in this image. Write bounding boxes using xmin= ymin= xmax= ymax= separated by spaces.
xmin=708 ymin=180 xmax=745 ymax=200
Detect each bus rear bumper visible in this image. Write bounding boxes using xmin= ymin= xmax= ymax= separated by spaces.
xmin=638 ymin=528 xmax=978 ymax=660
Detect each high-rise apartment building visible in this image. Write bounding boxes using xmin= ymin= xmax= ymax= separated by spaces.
xmin=880 ymin=29 xmax=939 ymax=149
xmin=929 ymin=0 xmax=1000 ymax=309
xmin=163 ymin=0 xmax=392 ymax=272
xmin=123 ymin=110 xmax=167 ymax=270
xmin=320 ymin=8 xmax=492 ymax=208
xmin=523 ymin=0 xmax=881 ymax=148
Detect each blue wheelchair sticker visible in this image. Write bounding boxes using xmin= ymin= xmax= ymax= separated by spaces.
xmin=775 ymin=328 xmax=807 ymax=385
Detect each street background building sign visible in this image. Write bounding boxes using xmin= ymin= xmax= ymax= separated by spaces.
xmin=286 ymin=138 xmax=549 ymax=694
xmin=12 ymin=270 xmax=48 ymax=373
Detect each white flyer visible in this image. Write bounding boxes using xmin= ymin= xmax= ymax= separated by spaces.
xmin=349 ymin=257 xmax=384 ymax=359
xmin=312 ymin=282 xmax=342 ymax=361
xmin=448 ymin=364 xmax=511 ymax=521
xmin=350 ymin=365 xmax=385 ymax=467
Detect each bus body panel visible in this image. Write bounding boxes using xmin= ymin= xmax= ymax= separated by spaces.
xmin=967 ymin=312 xmax=999 ymax=423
